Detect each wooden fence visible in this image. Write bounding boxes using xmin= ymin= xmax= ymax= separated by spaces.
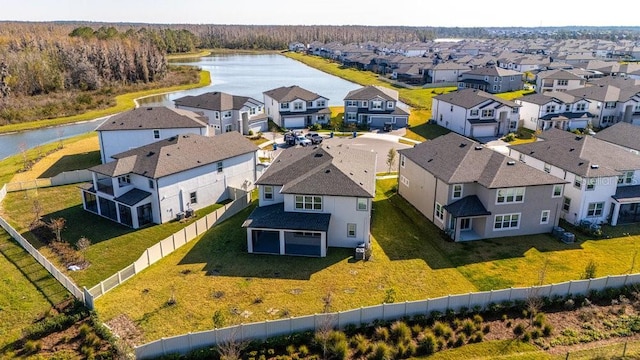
xmin=135 ymin=273 xmax=640 ymax=359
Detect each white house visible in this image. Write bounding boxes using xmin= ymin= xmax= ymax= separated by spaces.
xmin=81 ymin=132 xmax=258 ymax=229
xmin=594 ymin=122 xmax=640 ymax=155
xmin=174 ymin=91 xmax=268 ymax=135
xmin=509 ymin=129 xmax=640 ymax=226
xmin=343 ymin=86 xmax=409 ymax=129
xmin=432 ymin=89 xmax=520 ymax=138
xmin=565 ymin=79 xmax=640 ymax=128
xmin=535 ymin=69 xmax=586 ymax=94
xmin=515 ymin=91 xmax=595 ymax=131
xmin=263 ymin=85 xmax=330 ymax=129
xmin=426 ymin=62 xmax=471 ymax=84
xmin=242 ymin=144 xmax=376 ymax=257
xmin=96 ymin=106 xmax=209 ymax=164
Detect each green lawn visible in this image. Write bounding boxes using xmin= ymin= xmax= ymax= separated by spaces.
xmin=0 ymin=232 xmax=69 ymax=351
xmin=1 ymin=185 xmax=224 ymax=287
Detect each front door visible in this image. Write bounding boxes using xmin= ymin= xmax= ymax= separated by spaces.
xmin=305 ymin=116 xmax=312 ymax=127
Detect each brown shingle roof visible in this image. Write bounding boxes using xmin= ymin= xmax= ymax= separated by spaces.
xmin=90 ymin=132 xmax=257 ymax=179
xmin=256 ymin=144 xmax=376 ymax=198
xmin=263 ymin=85 xmax=327 ymax=103
xmin=594 ymin=122 xmax=640 ymax=152
xmin=174 ymin=91 xmax=261 ymax=111
xmin=434 ymin=88 xmax=519 ymax=109
xmin=399 ymin=132 xmax=563 ymax=188
xmin=344 ymin=86 xmax=398 ymax=101
xmin=97 ymin=107 xmax=207 ymax=131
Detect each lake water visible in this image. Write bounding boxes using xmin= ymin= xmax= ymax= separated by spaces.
xmin=0 ymin=54 xmax=361 ymax=160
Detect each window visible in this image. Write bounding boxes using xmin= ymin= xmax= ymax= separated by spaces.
xmin=347 ymin=223 xmax=357 ymax=237
xmin=118 ymin=175 xmax=130 ymax=187
xmin=264 ymin=186 xmax=273 ymax=200
xmin=563 ymin=197 xmax=571 ymax=212
xmin=493 ymin=85 xmax=499 ymax=91
xmin=224 ymin=124 xmax=233 ymax=132
xmin=494 ymin=213 xmax=520 ymax=230
xmin=435 ymin=203 xmax=444 ymax=221
xmin=400 ymin=175 xmax=410 ymax=187
xmin=496 ymin=188 xmax=525 ymax=204
xmin=400 ymin=155 xmax=405 ymax=168
xmin=618 ymin=171 xmax=634 ymax=185
xmin=190 ymin=191 xmax=197 ymax=204
xmin=545 ymin=105 xmax=556 ymax=113
xmin=153 ymin=129 xmax=160 ymax=139
xmin=149 ymin=179 xmax=154 ymax=189
xmin=602 ymin=115 xmax=615 ymax=123
xmin=544 ymin=163 xmax=551 ymax=173
xmin=295 ymin=195 xmax=322 ymax=211
xmin=510 ymin=76 xmax=515 ymax=81
xmin=317 ymin=100 xmax=326 ymax=107
xmin=217 ymin=161 xmax=223 ymax=173
xmin=280 ymin=103 xmax=289 ymax=109
xmin=494 ymin=76 xmax=499 ymax=82
xmin=565 ymin=104 xmax=571 ymax=112
xmin=512 ymin=107 xmax=519 ymax=114
xmin=249 ymin=107 xmax=256 ymax=115
xmin=587 ymin=202 xmax=604 ymax=217
xmin=574 ymin=176 xmax=582 ymax=189
xmin=387 ymin=102 xmax=394 ymax=109
xmin=346 ymin=113 xmax=357 ymax=121
xmin=540 ymin=210 xmax=550 ymax=224
xmin=470 ymin=109 xmax=479 ymax=117
xmin=294 ymin=102 xmax=303 ymax=110
xmin=223 ymin=111 xmax=232 ymax=118
xmin=357 ymin=198 xmax=368 ymax=211
xmin=346 ymin=100 xmax=356 ymax=107
xmin=307 ymin=101 xmax=313 ymax=107
xmin=450 ymin=105 xmax=454 ymax=112
xmin=361 ymin=101 xmax=368 ymax=107
xmin=452 ymin=184 xmax=463 ymax=199
xmin=576 ymin=103 xmax=586 ymax=111
xmin=586 ymin=178 xmax=596 ymax=191
xmin=557 ymin=79 xmax=568 ymax=86
xmin=481 ymin=109 xmax=494 ymax=117
xmin=372 ymin=100 xmax=383 ymax=110
xmin=215 ymin=112 xmax=220 ymax=119
xmin=605 ymin=102 xmax=616 ymax=109
xmin=519 ymin=153 xmax=526 ymax=163
xmin=553 ymin=184 xmax=563 ymax=198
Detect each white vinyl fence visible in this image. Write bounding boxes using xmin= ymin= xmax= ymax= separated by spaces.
xmin=85 ymin=191 xmax=252 ymax=308
xmin=5 ymin=170 xmax=92 ymax=192
xmin=135 ymin=273 xmax=640 ymax=359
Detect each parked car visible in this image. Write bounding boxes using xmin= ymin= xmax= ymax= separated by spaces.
xmin=295 ymin=135 xmax=312 ymax=146
xmin=383 ymin=123 xmax=393 ymax=132
xmin=284 ymin=131 xmax=296 ymax=145
xmin=305 ymin=132 xmax=323 ymax=144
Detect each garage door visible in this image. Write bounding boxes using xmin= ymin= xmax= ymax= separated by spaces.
xmin=284 ymin=117 xmax=304 ymax=128
xmin=370 ymin=116 xmax=392 ymax=127
xmin=473 ymin=125 xmax=496 ymax=137
xmin=249 ymin=120 xmax=267 ymax=134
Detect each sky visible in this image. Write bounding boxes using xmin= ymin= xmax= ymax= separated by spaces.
xmin=0 ymin=0 xmax=637 ymax=28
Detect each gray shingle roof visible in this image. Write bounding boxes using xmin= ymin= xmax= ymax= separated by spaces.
xmin=344 ymin=86 xmax=398 ymax=101
xmin=516 ymin=91 xmax=583 ymax=105
xmin=444 ymin=195 xmax=491 ymax=217
xmin=242 ymin=203 xmax=331 ymax=231
xmin=613 ymin=185 xmax=640 ymax=202
xmin=399 ymin=132 xmax=564 ymax=188
xmin=511 ymin=128 xmax=640 ymax=177
xmin=463 ymin=66 xmax=522 ymax=77
xmin=97 ymin=107 xmax=207 ymax=131
xmin=263 ymin=85 xmax=327 ymax=102
xmin=256 ymin=144 xmax=376 ymax=198
xmin=174 ymin=91 xmax=262 ymax=111
xmin=537 ymin=69 xmax=584 ymax=81
xmin=90 ymin=132 xmax=257 ymax=179
xmin=434 ymin=88 xmax=519 ymax=110
xmin=114 ymin=188 xmax=152 ymax=206
xmin=594 ymin=122 xmax=640 ymax=152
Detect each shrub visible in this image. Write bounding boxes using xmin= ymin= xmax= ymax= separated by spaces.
xmin=367 ymin=342 xmax=393 ymax=360
xmin=454 ymin=333 xmax=467 ymax=347
xmin=471 ymin=331 xmax=484 ymax=343
xmin=373 ymin=326 xmax=390 ymax=342
xmin=531 ymin=328 xmax=543 ymax=339
xmin=78 ymin=323 xmax=92 ymax=338
xmin=23 ymin=340 xmax=42 ymax=354
xmin=390 ymin=321 xmax=412 ymax=344
xmin=351 ymin=334 xmax=370 ymax=357
xmin=513 ymin=323 xmax=526 ymax=336
xmin=298 ymin=345 xmax=309 ymax=357
xmin=433 ymin=321 xmax=446 ymax=337
xmin=483 ymin=324 xmax=491 ymax=334
xmin=327 ymin=331 xmax=348 ymax=360
xmin=533 ymin=313 xmax=546 ymax=328
xmin=522 ymin=332 xmax=532 ymax=342
xmin=461 ymin=319 xmax=475 ymax=336
xmin=472 ymin=314 xmax=483 ymax=325
xmin=503 ymin=133 xmax=516 ymax=142
xmin=411 ymin=324 xmax=423 ymax=336
xmin=543 ymin=324 xmax=553 ymax=337
xmin=417 ymin=332 xmax=437 ymax=356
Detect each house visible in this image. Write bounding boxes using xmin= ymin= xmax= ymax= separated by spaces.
xmin=263 ymin=85 xmax=330 ymax=129
xmin=457 ymin=66 xmax=524 ymax=93
xmin=425 ymin=62 xmax=470 ymax=84
xmin=173 ymin=91 xmax=268 ymax=135
xmin=398 ymin=133 xmax=566 ymax=242
xmin=432 ymin=89 xmax=520 ymax=138
xmin=593 ymin=122 xmax=640 ymax=155
xmin=535 ymin=69 xmax=586 ymax=94
xmin=81 ymin=132 xmax=258 ymax=229
xmin=515 ymin=91 xmax=595 ymax=131
xmin=565 ymin=83 xmax=640 ymax=127
xmin=509 ymin=129 xmax=640 ymax=226
xmin=242 ymin=144 xmax=376 ymax=257
xmin=343 ymin=86 xmax=409 ymax=129
xmin=95 ymin=106 xmax=209 ymax=164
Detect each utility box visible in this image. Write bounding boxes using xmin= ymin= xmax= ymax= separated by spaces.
xmin=355 ymin=242 xmax=367 ymax=260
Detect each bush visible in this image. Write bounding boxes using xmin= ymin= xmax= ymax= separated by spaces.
xmin=543 ymin=324 xmax=553 ymax=337
xmin=433 ymin=321 xmax=446 ymax=337
xmin=367 ymin=342 xmax=393 ymax=360
xmin=351 ymin=334 xmax=370 ymax=357
xmin=23 ymin=340 xmax=42 ymax=354
xmin=522 ymin=332 xmax=532 ymax=342
xmin=373 ymin=326 xmax=390 ymax=342
xmin=327 ymin=331 xmax=348 ymax=360
xmin=472 ymin=314 xmax=483 ymax=325
xmin=503 ymin=133 xmax=516 ymax=142
xmin=390 ymin=321 xmax=412 ymax=344
xmin=533 ymin=313 xmax=546 ymax=328
xmin=417 ymin=333 xmax=437 ymax=356
xmin=470 ymin=331 xmax=484 ymax=343
xmin=454 ymin=333 xmax=467 ymax=347
xmin=513 ymin=323 xmax=526 ymax=336
xmin=461 ymin=319 xmax=476 ymax=336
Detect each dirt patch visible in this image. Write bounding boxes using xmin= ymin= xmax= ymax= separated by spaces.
xmin=106 ymin=313 xmax=144 ymax=348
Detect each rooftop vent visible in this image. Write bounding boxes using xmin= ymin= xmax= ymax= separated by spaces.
xmin=591 ymin=164 xmax=599 ymax=169
xmin=459 ymin=143 xmax=467 ymax=148
xmin=147 ymin=107 xmax=153 ymax=110
xmin=507 ymin=161 xmax=516 ymax=166
xmin=146 ymin=151 xmax=155 ymax=157
xmin=325 ymin=169 xmax=331 ymax=173
xmin=314 ymin=153 xmax=323 ymax=157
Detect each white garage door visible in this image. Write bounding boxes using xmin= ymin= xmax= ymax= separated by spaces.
xmin=473 ymin=125 xmax=495 ymax=137
xmin=285 ymin=117 xmax=304 ymax=128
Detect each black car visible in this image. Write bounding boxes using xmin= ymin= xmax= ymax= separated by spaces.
xmin=305 ymin=132 xmax=323 ymax=144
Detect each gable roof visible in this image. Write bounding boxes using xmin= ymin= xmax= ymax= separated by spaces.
xmin=537 ymin=69 xmax=584 ymax=81
xmin=399 ymin=132 xmax=563 ymax=188
xmin=516 ymin=91 xmax=587 ymax=105
xmin=463 ymin=66 xmax=522 ymax=77
xmin=90 ymin=132 xmax=257 ymax=179
xmin=594 ymin=122 xmax=640 ymax=152
xmin=434 ymin=88 xmax=519 ymax=109
xmin=97 ymin=107 xmax=207 ymax=132
xmin=511 ymin=128 xmax=640 ymax=177
xmin=174 ymin=91 xmax=262 ymax=111
xmin=344 ymin=85 xmax=398 ymax=101
xmin=263 ymin=85 xmax=327 ymax=103
xmin=256 ymin=144 xmax=376 ymax=198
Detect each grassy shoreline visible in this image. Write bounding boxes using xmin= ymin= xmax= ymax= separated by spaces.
xmin=0 ymin=70 xmax=211 ymax=135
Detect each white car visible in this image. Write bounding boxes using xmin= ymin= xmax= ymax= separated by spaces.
xmin=295 ymin=135 xmax=312 ymax=146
